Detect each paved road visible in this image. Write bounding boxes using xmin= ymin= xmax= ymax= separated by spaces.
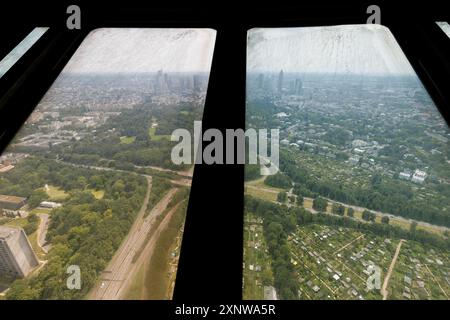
xmin=247 ymin=184 xmax=448 ymax=233
xmin=135 ymin=164 xmax=193 ymax=178
xmin=304 ymin=196 xmax=450 ymax=233
xmin=55 ymin=159 xmax=191 ymax=187
xmin=36 ymin=213 xmax=50 ymax=253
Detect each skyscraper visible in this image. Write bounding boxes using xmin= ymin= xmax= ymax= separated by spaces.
xmin=294 ymin=78 xmax=303 ymax=95
xmin=277 ymin=70 xmax=284 ymax=95
xmin=257 ymin=73 xmax=264 ymax=90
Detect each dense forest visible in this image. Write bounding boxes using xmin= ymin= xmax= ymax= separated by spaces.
xmin=12 ymin=104 xmax=202 ymax=171
xmin=246 ymin=93 xmax=450 ymax=228
xmin=2 ymin=157 xmax=147 ymax=299
xmin=277 ymin=150 xmax=450 ymax=227
xmin=74 ymin=103 xmax=204 ymax=170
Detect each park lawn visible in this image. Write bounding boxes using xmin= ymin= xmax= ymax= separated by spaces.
xmin=148 ymin=127 xmax=170 ymax=141
xmin=88 ymin=189 xmax=105 ymax=200
xmin=30 ymin=208 xmax=52 ymax=215
xmin=246 ymin=176 xmax=267 ymax=188
xmin=245 ymin=176 xmax=285 ymax=203
xmin=44 ymin=185 xmax=69 ymax=201
xmin=28 ymin=230 xmax=46 ymax=260
xmin=245 ymin=186 xmax=277 ymax=202
xmin=303 ymin=198 xmax=313 ymax=209
xmin=5 ymin=217 xmax=28 ymax=228
xmin=120 ymin=136 xmax=136 ymax=144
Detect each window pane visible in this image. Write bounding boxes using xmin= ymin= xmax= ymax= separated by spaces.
xmin=436 ymin=21 xmax=450 ymax=38
xmin=0 ymin=28 xmax=215 ymax=300
xmin=245 ymin=25 xmax=450 ymax=300
xmin=0 ymin=27 xmax=48 ymax=79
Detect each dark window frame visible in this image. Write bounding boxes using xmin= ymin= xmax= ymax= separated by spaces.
xmin=0 ymin=2 xmax=449 ymax=309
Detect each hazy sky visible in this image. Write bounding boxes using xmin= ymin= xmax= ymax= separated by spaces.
xmin=247 ymin=24 xmax=415 ymax=75
xmin=63 ymin=28 xmax=216 ymax=73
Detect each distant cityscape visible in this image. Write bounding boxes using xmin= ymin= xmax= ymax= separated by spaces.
xmin=245 ymin=70 xmax=450 ymax=300
xmin=0 ymin=71 xmax=207 ymax=299
xmin=0 ymin=72 xmax=209 ymax=152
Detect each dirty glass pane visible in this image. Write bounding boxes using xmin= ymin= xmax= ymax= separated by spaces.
xmin=0 ymin=27 xmax=48 ymax=79
xmin=436 ymin=22 xmax=450 ymax=38
xmin=0 ymin=28 xmax=215 ymax=300
xmin=244 ymin=25 xmax=450 ymax=300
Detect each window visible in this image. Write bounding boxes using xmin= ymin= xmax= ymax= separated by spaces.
xmin=0 ymin=27 xmax=48 ymax=79
xmin=244 ymin=25 xmax=450 ymax=300
xmin=0 ymin=28 xmax=215 ymax=300
xmin=436 ymin=22 xmax=450 ymax=38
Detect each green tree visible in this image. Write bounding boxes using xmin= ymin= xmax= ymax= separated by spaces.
xmin=296 ymin=195 xmax=304 ymax=206
xmin=332 ymin=203 xmax=345 ymax=216
xmin=362 ymin=210 xmax=376 ymax=222
xmin=347 ymin=207 xmax=355 ymax=217
xmin=410 ymin=221 xmax=418 ymax=233
xmin=265 ymin=172 xmax=292 ymax=189
xmin=381 ymin=216 xmax=390 ymax=224
xmin=5 ymin=279 xmax=40 ymax=300
xmin=313 ymin=197 xmax=327 ymax=212
xmin=28 ymin=189 xmax=49 ymax=209
xmin=277 ymin=192 xmax=287 ymax=203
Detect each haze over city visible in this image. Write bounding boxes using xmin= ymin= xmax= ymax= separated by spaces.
xmin=247 ymin=25 xmax=415 ymax=75
xmin=63 ymin=28 xmax=216 ymax=74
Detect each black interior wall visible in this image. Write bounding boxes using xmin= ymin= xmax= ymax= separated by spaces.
xmin=0 ymin=1 xmax=449 ymax=314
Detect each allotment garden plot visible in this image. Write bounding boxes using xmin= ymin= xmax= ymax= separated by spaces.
xmin=289 ymin=224 xmax=449 ymax=300
xmin=243 ymin=214 xmax=275 ymax=300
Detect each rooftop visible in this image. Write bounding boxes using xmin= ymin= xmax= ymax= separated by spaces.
xmin=0 ymin=225 xmax=20 ymax=239
xmin=0 ymin=194 xmax=27 ymax=204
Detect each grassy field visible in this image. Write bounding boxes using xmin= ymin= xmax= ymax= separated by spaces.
xmin=120 ymin=136 xmax=136 ymax=144
xmin=4 ymin=217 xmax=28 ymax=228
xmin=149 ymin=127 xmax=170 ymax=141
xmin=28 ymin=230 xmax=46 ymax=260
xmin=142 ymin=203 xmax=186 ymax=299
xmin=29 ymin=208 xmax=52 ymax=215
xmin=88 ymin=189 xmax=105 ymax=200
xmin=124 ymin=201 xmax=187 ymax=300
xmin=44 ymin=185 xmax=69 ymax=201
xmin=245 ymin=177 xmax=284 ymax=203
xmin=245 ymin=186 xmax=278 ymax=202
xmin=123 ymin=263 xmax=146 ymax=300
xmin=245 ymin=181 xmax=448 ymax=236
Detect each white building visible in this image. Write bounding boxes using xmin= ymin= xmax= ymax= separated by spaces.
xmin=352 ymin=139 xmax=367 ymax=148
xmin=39 ymin=201 xmax=62 ymax=209
xmin=349 ymin=156 xmax=360 ymax=165
xmin=411 ymin=169 xmax=427 ymax=184
xmin=399 ymin=172 xmax=411 ymax=181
